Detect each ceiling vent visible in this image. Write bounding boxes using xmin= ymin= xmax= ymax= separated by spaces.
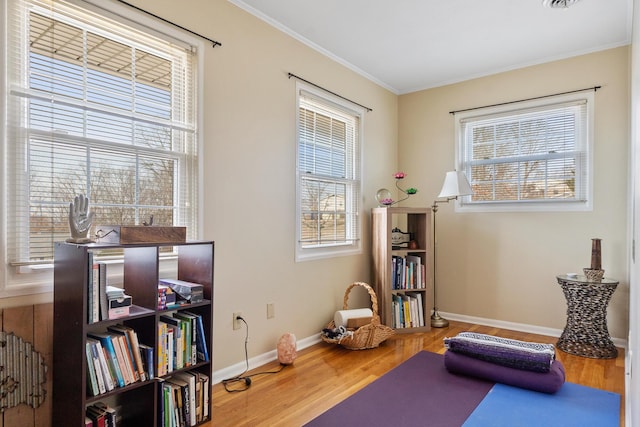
xmin=542 ymin=0 xmax=580 ymax=8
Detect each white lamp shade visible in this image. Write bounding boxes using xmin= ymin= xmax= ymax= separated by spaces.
xmin=438 ymin=171 xmax=473 ymax=198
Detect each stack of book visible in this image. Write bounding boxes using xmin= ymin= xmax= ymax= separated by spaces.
xmin=85 ymin=325 xmax=153 ymax=396
xmin=391 ymin=292 xmax=425 ymax=328
xmin=159 ymin=278 xmax=204 ymax=304
xmin=88 ymin=256 xmax=134 ymax=322
xmin=160 ymin=371 xmax=210 ymax=426
xmin=391 ymin=255 xmax=427 ymax=290
xmin=85 ymin=402 xmax=116 ymax=426
xmin=157 ymin=311 xmax=209 ymax=377
xmin=158 ymin=284 xmax=177 ymax=310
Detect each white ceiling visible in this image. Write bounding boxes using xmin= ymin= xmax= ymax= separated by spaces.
xmin=229 ymin=0 xmax=632 ymax=94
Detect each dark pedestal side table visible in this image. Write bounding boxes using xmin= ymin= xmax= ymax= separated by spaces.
xmin=556 ymin=274 xmax=619 ymax=359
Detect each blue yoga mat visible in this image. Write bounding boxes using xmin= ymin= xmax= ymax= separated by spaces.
xmin=463 ymin=382 xmax=620 ymax=427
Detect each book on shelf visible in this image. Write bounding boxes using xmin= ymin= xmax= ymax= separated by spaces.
xmin=98 ymin=263 xmax=109 ymax=321
xmin=87 ymin=333 xmax=126 ymax=388
xmin=160 ymin=316 xmax=184 ymax=370
xmin=181 ymin=316 xmax=191 ymax=367
xmin=138 ymin=343 xmax=155 ymax=380
xmin=86 ymin=402 xmax=116 ymax=427
xmin=199 ymin=372 xmax=210 ymax=421
xmin=391 ymin=294 xmax=400 ymax=328
xmin=183 ymin=311 xmax=209 ymax=362
xmin=172 ymin=371 xmax=197 ymax=426
xmin=166 ymin=375 xmax=192 ymax=427
xmin=157 ymin=322 xmax=168 ymax=377
xmin=85 ymin=405 xmax=106 ymax=427
xmin=88 ymin=339 xmax=108 ymax=393
xmin=107 ymin=324 xmax=146 ymax=382
xmin=88 ymin=253 xmax=99 ymax=324
xmin=110 ymin=334 xmax=133 ymax=385
xmin=405 ymin=255 xmax=423 ymax=289
xmin=173 ymin=312 xmax=197 ymax=366
xmin=401 ymin=294 xmax=411 ymax=327
xmin=158 ymin=322 xmax=175 ymax=374
xmin=170 ymin=381 xmax=184 ymax=427
xmin=162 ymin=381 xmax=180 ymax=427
xmin=160 ymin=380 xmax=168 ymax=427
xmin=85 ymin=341 xmax=103 ymax=396
xmin=119 ymin=333 xmax=139 ymax=383
xmin=194 ymin=374 xmax=202 ymax=422
xmin=407 ymin=292 xmax=425 ymax=327
xmin=87 ymin=338 xmax=115 ymax=392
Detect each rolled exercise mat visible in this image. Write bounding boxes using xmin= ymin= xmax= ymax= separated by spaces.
xmin=334 ymin=308 xmax=373 ymax=328
xmin=444 ymin=350 xmax=565 ymax=394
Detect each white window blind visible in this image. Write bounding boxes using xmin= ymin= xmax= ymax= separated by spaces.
xmin=296 ymin=85 xmax=362 ymax=261
xmin=456 ymin=93 xmax=593 ymax=211
xmin=3 ymin=0 xmax=200 ymax=289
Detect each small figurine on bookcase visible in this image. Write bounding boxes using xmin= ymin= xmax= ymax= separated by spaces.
xmin=66 ymin=194 xmax=95 ymax=243
xmin=375 ymin=172 xmax=418 ymax=207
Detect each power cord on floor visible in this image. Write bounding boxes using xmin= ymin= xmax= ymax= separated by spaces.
xmin=222 ymin=315 xmax=287 ymax=393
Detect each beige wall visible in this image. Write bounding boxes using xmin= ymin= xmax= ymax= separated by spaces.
xmin=131 ymin=0 xmax=398 ymax=369
xmin=12 ymin=0 xmax=630 ymax=376
xmin=628 ymin=0 xmax=639 ymax=421
xmin=399 ymin=46 xmax=630 ymax=340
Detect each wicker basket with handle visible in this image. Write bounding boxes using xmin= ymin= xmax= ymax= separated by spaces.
xmin=321 ymin=282 xmax=394 ymax=350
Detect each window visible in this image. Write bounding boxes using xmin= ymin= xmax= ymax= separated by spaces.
xmin=2 ymin=0 xmax=201 ymax=295
xmin=455 ymin=92 xmax=593 ymax=212
xmin=295 ymin=83 xmax=363 ymax=261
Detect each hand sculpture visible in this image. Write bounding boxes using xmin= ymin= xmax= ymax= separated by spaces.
xmin=66 ymin=194 xmax=95 ymax=243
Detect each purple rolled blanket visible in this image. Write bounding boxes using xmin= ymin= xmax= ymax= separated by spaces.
xmin=444 ymin=332 xmax=556 ymax=373
xmin=444 ymin=350 xmax=565 ymax=393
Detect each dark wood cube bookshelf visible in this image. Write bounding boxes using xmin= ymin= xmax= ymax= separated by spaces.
xmin=53 ymin=240 xmax=214 ymax=426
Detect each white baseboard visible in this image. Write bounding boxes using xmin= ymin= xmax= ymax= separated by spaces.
xmin=212 ymin=334 xmax=322 ymax=384
xmin=441 ymin=311 xmax=628 ymax=349
xmin=213 ymin=313 xmax=628 ymax=383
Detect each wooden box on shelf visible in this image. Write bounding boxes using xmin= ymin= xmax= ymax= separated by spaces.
xmin=95 ymin=225 xmax=187 ymax=244
xmin=372 ymin=207 xmax=432 ymax=333
xmin=53 ymin=240 xmax=213 ymax=427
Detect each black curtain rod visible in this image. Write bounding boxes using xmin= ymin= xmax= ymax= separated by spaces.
xmin=288 ymin=73 xmax=373 ymax=112
xmin=449 ymin=85 xmax=601 ymax=115
xmin=117 ymin=0 xmax=222 ymax=48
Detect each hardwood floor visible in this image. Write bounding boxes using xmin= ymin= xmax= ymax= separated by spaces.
xmin=210 ymin=320 xmax=626 ymax=426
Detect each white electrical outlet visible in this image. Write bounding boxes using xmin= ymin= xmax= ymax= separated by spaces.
xmin=233 ymin=312 xmax=242 ymax=330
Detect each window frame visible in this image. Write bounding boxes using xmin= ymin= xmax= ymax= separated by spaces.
xmin=0 ymin=0 xmax=204 ymax=298
xmin=295 ymin=82 xmax=363 ymax=262
xmin=454 ymin=91 xmax=594 ymax=213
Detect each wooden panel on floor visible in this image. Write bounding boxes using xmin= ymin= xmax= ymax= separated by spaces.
xmin=34 ymin=303 xmax=53 ymax=427
xmin=1 ymin=305 xmax=41 ymax=427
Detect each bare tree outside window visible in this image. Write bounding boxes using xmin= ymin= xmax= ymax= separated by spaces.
xmin=296 ymin=86 xmax=362 ymax=260
xmin=457 ymin=95 xmax=591 ymax=211
xmin=7 ymin=6 xmax=197 ymax=264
